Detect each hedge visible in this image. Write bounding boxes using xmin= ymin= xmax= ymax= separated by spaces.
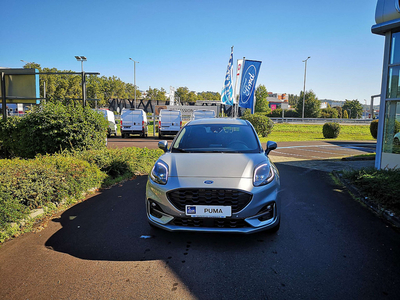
xmin=0 ymin=102 xmax=108 ymax=159
xmin=0 ymin=146 xmax=163 ymax=242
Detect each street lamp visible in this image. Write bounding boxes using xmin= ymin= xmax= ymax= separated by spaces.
xmin=75 ymin=56 xmax=87 ymax=107
xmin=302 ymin=56 xmax=310 ymax=119
xmin=129 ymin=58 xmax=139 ymax=109
xmin=20 ymin=59 xmax=32 ymax=67
xmin=75 ymin=56 xmax=87 ymax=72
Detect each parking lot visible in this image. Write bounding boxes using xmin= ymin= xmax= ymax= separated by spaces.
xmin=107 ymin=137 xmax=376 ymax=171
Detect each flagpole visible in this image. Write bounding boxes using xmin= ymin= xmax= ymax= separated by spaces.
xmin=239 ymin=57 xmax=245 ymax=116
xmin=230 ymin=46 xmax=234 ymax=118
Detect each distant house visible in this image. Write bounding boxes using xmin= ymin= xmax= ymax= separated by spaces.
xmin=267 ymin=92 xmax=289 ymax=110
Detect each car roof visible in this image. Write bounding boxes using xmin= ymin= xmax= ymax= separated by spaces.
xmin=187 ymin=118 xmax=248 ymax=126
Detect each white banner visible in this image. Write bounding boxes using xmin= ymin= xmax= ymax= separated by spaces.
xmin=234 ymin=59 xmax=243 ymax=104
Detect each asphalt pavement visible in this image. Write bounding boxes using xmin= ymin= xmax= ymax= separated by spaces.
xmin=1 ymin=161 xmax=399 ymax=299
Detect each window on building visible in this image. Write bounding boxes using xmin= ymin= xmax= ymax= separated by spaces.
xmin=382 ymin=101 xmax=400 ymax=155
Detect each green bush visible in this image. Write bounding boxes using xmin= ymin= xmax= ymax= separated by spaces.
xmin=0 ymin=146 xmax=163 ymax=240
xmin=74 ymin=147 xmax=163 ymax=179
xmin=267 ymin=109 xmax=283 ymax=118
xmin=370 ymin=120 xmax=379 ymax=139
xmin=0 ymin=155 xmax=105 ymax=210
xmin=0 ymin=102 xmax=108 ymax=158
xmin=342 ymin=167 xmax=400 ymax=215
xmin=266 ymin=109 xmax=298 ymax=118
xmin=322 ymin=122 xmax=341 ymax=138
xmin=241 ymin=111 xmax=274 ymax=137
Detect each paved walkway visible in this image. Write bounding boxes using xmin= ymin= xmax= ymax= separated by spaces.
xmin=269 ymin=155 xmax=375 ymax=173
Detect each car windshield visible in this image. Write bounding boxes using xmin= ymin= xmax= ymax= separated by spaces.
xmin=171 ymin=124 xmax=261 ymax=153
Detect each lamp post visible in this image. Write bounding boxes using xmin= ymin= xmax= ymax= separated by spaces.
xmin=302 ymin=56 xmax=310 ymax=119
xmin=75 ymin=56 xmax=87 ymax=107
xmin=129 ymin=58 xmax=139 ymax=109
xmin=20 ymin=59 xmax=33 ymax=68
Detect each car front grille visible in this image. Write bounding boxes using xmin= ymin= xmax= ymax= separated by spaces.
xmin=166 ymin=188 xmax=252 ymax=213
xmin=170 ymin=217 xmax=249 ymax=228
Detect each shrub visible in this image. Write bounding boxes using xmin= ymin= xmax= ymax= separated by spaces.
xmin=241 ymin=111 xmax=274 ymax=137
xmin=370 ymin=120 xmax=379 ymax=139
xmin=0 ymin=102 xmax=108 ymax=158
xmin=267 ymin=109 xmax=283 ymax=118
xmin=322 ymin=122 xmax=341 ymax=138
xmin=266 ymin=109 xmax=298 ymax=118
xmin=0 ymin=155 xmax=105 ymax=210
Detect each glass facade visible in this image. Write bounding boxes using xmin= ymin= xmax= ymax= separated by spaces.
xmin=381 ymin=31 xmax=400 ymax=167
xmin=382 ymin=101 xmax=400 ymax=154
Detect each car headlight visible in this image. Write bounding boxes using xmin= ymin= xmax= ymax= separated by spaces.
xmin=253 ymin=163 xmax=275 ymax=187
xmin=150 ymin=161 xmax=169 ymax=185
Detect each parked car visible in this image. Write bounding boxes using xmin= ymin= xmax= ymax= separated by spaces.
xmin=120 ymin=109 xmax=148 ymax=138
xmin=158 ymin=109 xmax=182 ymax=138
xmin=192 ymin=109 xmax=216 ymax=120
xmin=93 ymin=109 xmax=117 ymax=138
xmin=146 ymin=118 xmax=281 ymax=234
xmin=394 ymin=132 xmax=400 ymax=145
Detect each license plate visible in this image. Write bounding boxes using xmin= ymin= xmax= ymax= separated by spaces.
xmin=185 ymin=205 xmax=232 ymax=218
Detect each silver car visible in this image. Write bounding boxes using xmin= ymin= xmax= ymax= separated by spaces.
xmin=146 ymin=118 xmax=280 ymax=234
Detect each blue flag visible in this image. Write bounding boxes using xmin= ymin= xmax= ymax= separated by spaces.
xmin=239 ymin=60 xmax=262 ymax=114
xmin=221 ymin=48 xmax=234 ymax=106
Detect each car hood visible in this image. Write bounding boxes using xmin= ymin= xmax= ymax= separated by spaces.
xmin=160 ymin=153 xmax=268 ymax=178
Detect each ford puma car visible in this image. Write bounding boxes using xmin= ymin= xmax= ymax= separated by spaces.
xmin=146 ymin=118 xmax=280 ymax=233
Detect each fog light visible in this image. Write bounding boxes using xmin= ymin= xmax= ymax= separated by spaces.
xmin=257 ymin=203 xmax=274 ymax=222
xmin=149 ymin=200 xmax=163 ymax=218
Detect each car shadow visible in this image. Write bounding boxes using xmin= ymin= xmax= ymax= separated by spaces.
xmin=45 ymin=176 xmax=278 ymax=262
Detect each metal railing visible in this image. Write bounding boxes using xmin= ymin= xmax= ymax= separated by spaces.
xmin=269 ymin=118 xmax=373 ymax=124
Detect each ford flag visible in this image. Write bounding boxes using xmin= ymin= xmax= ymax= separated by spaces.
xmin=221 ymin=47 xmax=234 ymax=106
xmin=238 ymin=59 xmax=262 ymax=114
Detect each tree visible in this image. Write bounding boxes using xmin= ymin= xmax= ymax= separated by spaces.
xmin=343 ymin=110 xmax=349 ymax=119
xmin=295 ymin=90 xmax=320 ymax=118
xmin=333 ymin=106 xmax=343 ymax=118
xmin=320 ymin=105 xmax=339 ymax=118
xmin=175 ymin=87 xmax=190 ymax=103
xmin=288 ymin=94 xmax=299 ymax=106
xmin=342 ymin=99 xmax=363 ymax=119
xmin=255 ymin=85 xmax=271 ymax=113
xmin=146 ymin=87 xmax=166 ymax=101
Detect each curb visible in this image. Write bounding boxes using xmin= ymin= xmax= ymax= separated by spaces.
xmin=332 ymin=171 xmax=400 ymax=228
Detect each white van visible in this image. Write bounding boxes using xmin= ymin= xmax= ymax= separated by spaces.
xmin=158 ymin=109 xmax=182 ymax=138
xmin=192 ymin=109 xmax=216 ymax=120
xmin=121 ymin=109 xmax=148 ymax=138
xmin=93 ymin=109 xmax=117 ymax=138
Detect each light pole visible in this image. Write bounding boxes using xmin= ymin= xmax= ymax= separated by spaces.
xmin=129 ymin=58 xmax=139 ymax=109
xmin=20 ymin=59 xmax=33 ymax=68
xmin=302 ymin=56 xmax=310 ymax=119
xmin=75 ymin=56 xmax=87 ymax=107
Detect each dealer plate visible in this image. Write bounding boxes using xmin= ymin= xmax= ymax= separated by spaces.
xmin=185 ymin=205 xmax=232 ymax=218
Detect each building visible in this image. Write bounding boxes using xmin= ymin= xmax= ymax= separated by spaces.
xmin=371 ymin=0 xmax=400 ymax=169
xmin=267 ymin=92 xmax=289 ymax=110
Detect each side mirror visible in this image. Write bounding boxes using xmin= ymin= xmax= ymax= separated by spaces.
xmin=158 ymin=140 xmax=168 ymax=152
xmin=265 ymin=141 xmax=277 ymax=155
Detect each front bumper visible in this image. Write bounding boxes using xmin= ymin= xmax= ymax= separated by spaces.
xmin=145 ymin=175 xmax=281 ymax=234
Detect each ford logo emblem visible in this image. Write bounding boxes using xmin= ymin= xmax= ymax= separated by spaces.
xmin=204 ymin=180 xmax=213 ymax=184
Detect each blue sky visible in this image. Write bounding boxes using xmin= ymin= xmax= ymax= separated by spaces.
xmin=1 ymin=0 xmax=384 ymax=104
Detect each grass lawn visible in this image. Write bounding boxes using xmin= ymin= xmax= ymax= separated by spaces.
xmin=260 ymin=123 xmax=374 ymax=143
xmin=117 ymin=122 xmax=374 ymax=142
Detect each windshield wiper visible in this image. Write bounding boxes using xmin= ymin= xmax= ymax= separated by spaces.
xmin=173 ymin=148 xmax=189 ymax=153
